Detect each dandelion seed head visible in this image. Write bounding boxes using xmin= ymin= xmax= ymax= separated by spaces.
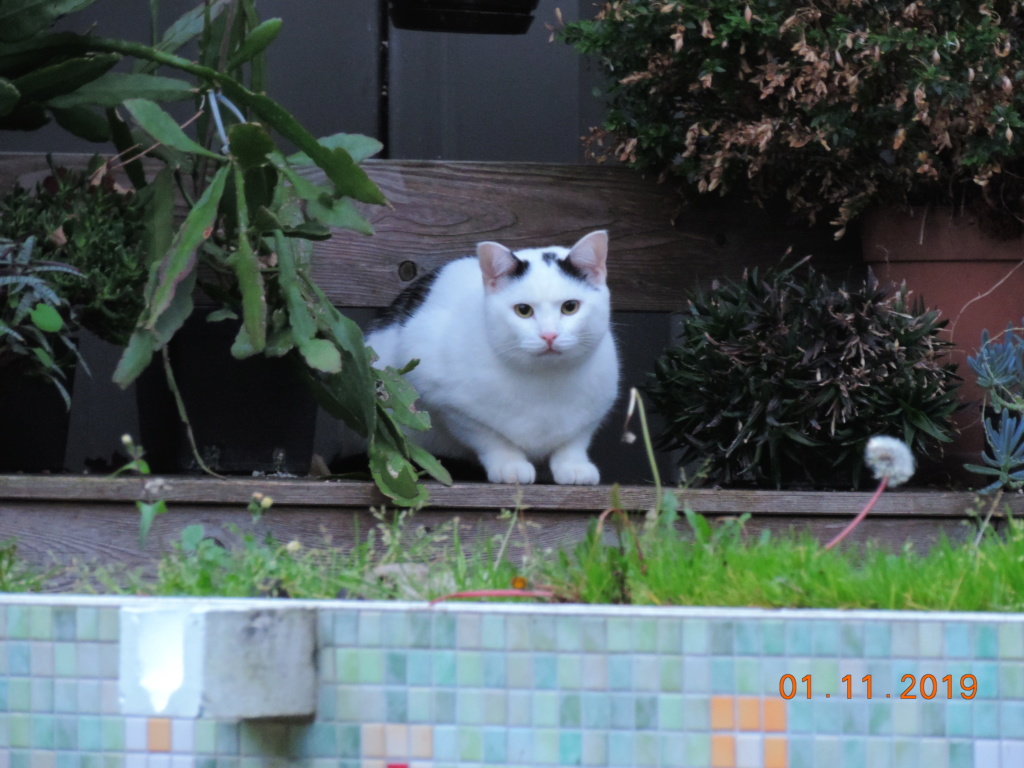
xmin=864 ymin=435 xmax=915 ymax=487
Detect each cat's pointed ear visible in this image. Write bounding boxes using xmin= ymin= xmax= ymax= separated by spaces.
xmin=567 ymin=230 xmax=609 ymax=286
xmin=477 ymin=241 xmax=523 ymax=292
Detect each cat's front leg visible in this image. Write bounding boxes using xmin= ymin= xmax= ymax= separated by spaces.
xmin=549 ymin=438 xmax=600 ymax=486
xmin=480 ymin=447 xmax=537 ymax=485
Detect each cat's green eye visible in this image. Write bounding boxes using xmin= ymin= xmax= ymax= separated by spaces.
xmin=514 ymin=303 xmax=534 ymax=318
xmin=561 ymin=300 xmax=580 ymax=315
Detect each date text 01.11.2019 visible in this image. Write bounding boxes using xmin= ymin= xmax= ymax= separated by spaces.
xmin=779 ymin=674 xmax=978 ymax=700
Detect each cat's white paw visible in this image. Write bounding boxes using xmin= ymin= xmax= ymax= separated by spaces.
xmin=551 ymin=460 xmax=600 ymax=485
xmin=485 ymin=460 xmax=536 ymax=485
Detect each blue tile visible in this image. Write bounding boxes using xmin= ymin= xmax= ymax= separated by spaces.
xmin=734 ymin=622 xmax=760 ymax=655
xmin=840 ymin=623 xmax=865 ymax=657
xmin=762 ymin=621 xmax=785 ymax=655
xmin=945 ymin=624 xmax=971 ymax=658
xmin=333 ymin=613 xmax=358 ymax=646
xmin=483 ymin=652 xmax=506 ymax=687
xmin=560 ymin=731 xmax=582 ymax=766
xmin=530 ymin=615 xmax=557 ymax=651
xmin=434 ymin=725 xmax=457 ymax=761
xmin=507 ymin=727 xmax=532 ymax=763
xmin=53 ymin=609 xmax=76 ymax=642
xmin=814 ymin=622 xmax=839 ymax=656
xmin=607 ymin=731 xmax=634 ymax=766
xmin=406 ymin=649 xmax=432 ymax=686
xmin=434 ymin=690 xmax=456 ymax=724
xmin=789 ymin=700 xmax=814 ymax=733
xmin=710 ymin=658 xmax=735 ymax=693
xmin=1002 ymin=701 xmax=1024 ymax=738
xmin=433 ymin=651 xmax=456 ymax=687
xmin=709 ymin=621 xmax=733 ymax=654
xmin=579 ymin=617 xmax=606 ymax=652
xmin=481 ymin=614 xmax=505 ymax=650
xmin=946 ymin=700 xmax=972 ymax=737
xmin=787 ymin=621 xmax=813 ymax=655
xmin=608 ymin=655 xmax=632 ymax=690
xmin=582 ymin=692 xmax=610 ymax=729
xmin=975 ymin=624 xmax=999 ymax=659
xmin=865 ymin=622 xmax=892 ymax=658
xmin=973 ymin=699 xmax=998 ymax=738
xmin=432 ymin=614 xmax=456 ymax=648
xmin=533 ymin=653 xmax=557 ymax=689
xmin=483 ymin=728 xmax=507 ymax=763
xmin=7 ymin=642 xmax=29 ymax=676
xmin=610 ymin=694 xmax=635 ymax=729
xmin=386 ymin=651 xmax=407 ymax=684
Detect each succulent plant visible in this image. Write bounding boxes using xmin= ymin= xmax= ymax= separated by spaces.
xmin=645 ymin=261 xmax=961 ymax=488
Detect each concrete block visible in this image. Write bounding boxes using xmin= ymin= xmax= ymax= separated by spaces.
xmin=120 ymin=602 xmax=317 ymax=719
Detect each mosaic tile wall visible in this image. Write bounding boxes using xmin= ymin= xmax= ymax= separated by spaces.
xmin=1 ymin=596 xmax=1024 ymax=767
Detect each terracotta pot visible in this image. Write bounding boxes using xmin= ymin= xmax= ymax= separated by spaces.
xmin=861 ymin=206 xmax=1024 ymax=482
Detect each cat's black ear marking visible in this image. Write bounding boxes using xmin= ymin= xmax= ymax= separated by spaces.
xmin=478 ymin=241 xmax=528 ymax=291
xmin=542 ymin=251 xmax=559 ymax=265
xmin=566 ymin=230 xmax=609 ymax=286
xmin=557 ymin=258 xmax=588 ymax=283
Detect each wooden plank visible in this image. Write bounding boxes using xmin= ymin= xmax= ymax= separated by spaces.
xmin=0 ymin=153 xmax=860 ymax=312
xmin=0 ymin=475 xmax=1008 ymax=517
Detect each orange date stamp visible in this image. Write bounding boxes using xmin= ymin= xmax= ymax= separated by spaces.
xmin=778 ymin=673 xmax=978 ymax=700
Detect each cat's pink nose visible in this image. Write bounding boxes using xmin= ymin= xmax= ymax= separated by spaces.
xmin=540 ymin=332 xmax=558 ymax=348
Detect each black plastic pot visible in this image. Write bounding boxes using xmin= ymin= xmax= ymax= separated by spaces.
xmin=136 ymin=313 xmax=318 ymax=475
xmin=390 ymin=0 xmax=540 ymax=34
xmin=0 ymin=366 xmax=73 ymax=472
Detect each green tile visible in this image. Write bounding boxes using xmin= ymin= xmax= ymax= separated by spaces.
xmin=73 ymin=608 xmax=98 ymax=641
xmin=54 ymin=643 xmax=76 ymax=677
xmin=893 ymin=739 xmax=919 ymax=768
xmin=32 ymin=714 xmax=54 ymax=749
xmin=456 ymin=689 xmax=483 ymax=725
xmin=216 ymin=721 xmax=240 ymax=755
xmin=452 ymin=613 xmax=478 ymax=649
xmin=634 ymin=619 xmax=657 ymax=652
xmin=53 ymin=608 xmax=76 ymax=642
xmin=432 ymin=613 xmax=456 ymax=649
xmin=869 ymin=701 xmax=892 ymax=735
xmin=533 ymin=653 xmax=556 ymax=689
xmin=408 ymin=687 xmax=432 ymax=722
xmin=607 ymin=617 xmax=632 ymax=652
xmin=946 ymin=700 xmax=972 ymax=738
xmin=579 ymin=617 xmax=606 ymax=652
xmin=533 ymin=691 xmax=559 ymax=727
xmin=9 ymin=714 xmax=31 ymax=748
xmin=634 ymin=696 xmax=659 ymax=729
xmin=457 ymin=726 xmax=482 ymax=761
xmin=385 ymin=651 xmax=407 ymax=684
xmin=358 ymin=649 xmax=384 ymax=684
xmin=682 ymin=695 xmax=710 ymax=730
xmin=357 ymin=611 xmax=381 ymax=646
xmin=7 ymin=606 xmax=30 ymax=639
xmin=658 ymin=693 xmax=683 ymax=729
xmin=975 ymin=624 xmax=999 ymax=659
xmin=32 ymin=677 xmax=53 ymax=712
xmin=709 ymin=621 xmax=733 ymax=654
xmin=53 ymin=716 xmax=76 ymax=750
xmin=736 ymin=658 xmax=760 ymax=695
xmin=918 ymin=622 xmax=944 ymax=658
xmin=865 ymin=622 xmax=892 ymax=658
xmin=481 ymin=614 xmax=505 ymax=650
xmin=786 ymin=621 xmax=813 ymax=655
xmin=841 ymin=700 xmax=867 ymax=734
xmin=735 ymin=621 xmax=760 ymax=655
xmin=635 ymin=732 xmax=659 ymax=767
xmin=483 ymin=652 xmax=506 ymax=687
xmin=582 ymin=691 xmax=609 ymax=729
xmin=337 ymin=724 xmax=359 ymax=759
xmin=533 ymin=729 xmax=559 ymax=764
xmin=842 ymin=737 xmax=866 ymax=767
xmin=814 ymin=735 xmax=841 ymax=765
xmin=335 ymin=649 xmax=359 ymax=683
xmin=840 ymin=623 xmax=865 ymax=656
xmin=482 ymin=690 xmax=506 ymax=725
xmin=457 ymin=651 xmax=483 ymax=686
xmin=558 ymin=653 xmax=582 ymax=689
xmin=195 ymin=720 xmax=218 ymax=753
xmin=813 ymin=622 xmax=838 ymax=655
xmin=240 ymin=721 xmax=289 ymax=756
xmin=296 ymin=723 xmax=337 ymax=759
xmin=608 ymin=731 xmax=634 ymax=766
xmin=433 ymin=689 xmax=455 ymax=724
xmin=75 ymin=715 xmax=99 ymax=752
xmin=660 ymin=656 xmax=683 ymax=692
xmin=96 ymin=609 xmax=118 ymax=642
xmin=710 ymin=658 xmax=735 ymax=693
xmin=433 ymin=650 xmax=457 ymax=686
xmin=999 ymin=622 xmax=1024 ymax=659
xmin=811 ymin=659 xmax=839 ymax=695
xmin=1002 ymin=661 xmax=1024 ymax=698
xmin=682 ymin=619 xmax=708 ymax=654
xmin=29 ymin=606 xmax=53 ymax=640
xmin=507 ymin=653 xmax=532 ymax=688
xmin=100 ymin=717 xmax=124 ymax=752
xmin=382 ymin=611 xmax=409 ymax=648
xmin=658 ymin=618 xmax=682 ymax=654
xmin=892 ymin=622 xmax=919 ymax=657
xmin=763 ymin=620 xmax=785 ymax=655
xmin=948 ymin=740 xmax=974 ymax=768
xmin=683 ymin=733 xmax=710 ymax=768
xmin=608 ymin=654 xmax=631 ymax=690
xmin=8 ymin=677 xmax=30 ymax=711
xmin=560 ymin=693 xmax=581 ymax=727
xmin=530 ymin=615 xmax=557 ymax=651
xmin=866 ymin=740 xmax=892 ymax=768
xmin=789 ymin=700 xmax=813 ymax=733
xmin=386 ymin=690 xmax=407 ymax=722
xmin=582 ymin=731 xmax=607 ymax=767
xmin=506 ymin=615 xmax=531 ymax=651
xmin=557 ymin=616 xmax=582 ymax=651
xmin=892 ymin=700 xmax=920 ymax=735
xmin=508 ymin=690 xmax=531 ymax=726
xmin=560 ymin=731 xmax=583 ymax=766
xmin=408 ymin=612 xmax=431 ymax=648
xmin=406 ymin=649 xmax=431 ymax=686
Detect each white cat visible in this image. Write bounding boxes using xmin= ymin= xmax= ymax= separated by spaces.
xmin=367 ymin=230 xmax=619 ymax=485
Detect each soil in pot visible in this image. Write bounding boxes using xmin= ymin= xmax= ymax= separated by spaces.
xmin=0 ymin=366 xmax=73 ymax=472
xmin=136 ymin=313 xmax=318 ymax=475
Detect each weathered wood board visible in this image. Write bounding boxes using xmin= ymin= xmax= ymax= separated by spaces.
xmin=0 ymin=476 xmax=1010 ymax=590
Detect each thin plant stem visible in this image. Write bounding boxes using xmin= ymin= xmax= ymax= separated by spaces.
xmin=161 ymin=347 xmax=226 ymax=479
xmin=824 ymin=477 xmax=888 ymax=550
xmin=429 ymin=589 xmax=554 ymax=606
xmin=973 ymin=488 xmax=1004 ymax=548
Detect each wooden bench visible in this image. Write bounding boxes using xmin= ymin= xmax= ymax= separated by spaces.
xmin=0 ymin=152 xmax=1005 ymax=584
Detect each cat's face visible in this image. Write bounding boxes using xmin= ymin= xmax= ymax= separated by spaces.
xmin=477 ymin=230 xmax=611 ymax=369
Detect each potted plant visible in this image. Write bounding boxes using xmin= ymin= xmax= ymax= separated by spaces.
xmin=0 ymin=0 xmax=450 ymax=502
xmin=560 ymin=1 xmax=1024 ymax=471
xmin=644 ymin=261 xmax=961 ymax=488
xmin=0 ymin=236 xmax=83 ymax=471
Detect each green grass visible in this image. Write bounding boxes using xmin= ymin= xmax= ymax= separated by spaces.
xmin=11 ymin=491 xmax=1024 ymax=612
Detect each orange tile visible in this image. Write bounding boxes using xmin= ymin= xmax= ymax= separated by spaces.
xmin=764 ymin=736 xmax=788 ymax=768
xmin=711 ymin=734 xmax=736 ymax=768
xmin=764 ymin=698 xmax=787 ymax=732
xmin=147 ymin=718 xmax=171 ymax=752
xmin=710 ymin=695 xmax=735 ymax=729
xmin=738 ymin=697 xmax=760 ymax=730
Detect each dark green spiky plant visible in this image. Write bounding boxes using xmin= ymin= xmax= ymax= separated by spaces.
xmin=645 ymin=262 xmax=961 ymax=488
xmin=0 ymin=157 xmax=147 ymax=347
